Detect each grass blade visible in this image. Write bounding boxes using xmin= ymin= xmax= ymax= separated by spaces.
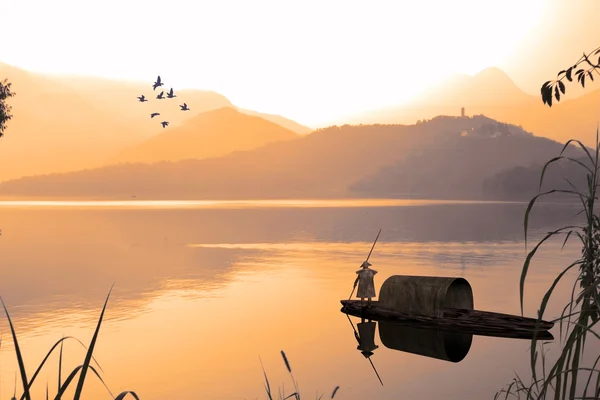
xmin=524 ymin=190 xmax=579 ymax=252
xmin=18 ymin=335 xmax=105 ymax=400
xmin=519 ymin=227 xmax=577 ymax=316
xmin=54 ymin=364 xmax=114 ymax=400
xmin=539 ymin=156 xmax=564 ymax=191
xmin=558 ymin=138 xmax=594 ymax=166
xmin=115 ymin=391 xmax=141 ymax=400
xmin=54 ymin=365 xmax=82 ymax=400
xmin=73 ymin=283 xmax=114 ymax=400
xmin=58 ymin=336 xmax=63 ymax=396
xmin=280 ymin=351 xmax=299 ymax=400
xmin=259 ymin=356 xmax=273 ymax=400
xmin=0 ymin=297 xmax=31 ymax=400
xmin=331 ymin=385 xmax=340 ymax=398
xmin=561 ymin=230 xmax=574 ymax=251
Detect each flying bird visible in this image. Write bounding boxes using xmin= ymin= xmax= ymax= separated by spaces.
xmin=137 ymin=95 xmax=148 ymax=102
xmin=166 ymin=88 xmax=176 ymax=98
xmin=150 ymin=112 xmax=160 ymax=118
xmin=152 ymin=75 xmax=163 ymax=91
xmin=161 ymin=121 xmax=169 ymax=128
xmin=156 ymin=91 xmax=165 ymax=99
xmin=179 ymin=103 xmax=190 ymax=111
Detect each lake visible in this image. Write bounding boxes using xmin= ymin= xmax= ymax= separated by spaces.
xmin=0 ymin=199 xmax=591 ymax=399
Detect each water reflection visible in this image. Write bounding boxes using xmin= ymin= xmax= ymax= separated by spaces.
xmin=345 ymin=314 xmax=384 ymax=386
xmin=378 ymin=321 xmax=472 ymax=363
xmin=345 ymin=315 xmax=472 ymax=364
xmin=0 ymin=201 xmax=581 ymax=333
xmin=344 ymin=312 xmax=556 ymax=387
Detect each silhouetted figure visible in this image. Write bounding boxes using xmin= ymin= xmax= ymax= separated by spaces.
xmin=137 ymin=95 xmax=148 ymax=102
xmin=166 ymin=88 xmax=176 ymax=98
xmin=355 ymin=261 xmax=377 ymax=307
xmin=179 ymin=103 xmax=190 ymax=111
xmin=357 ymin=320 xmax=379 ymax=358
xmin=161 ymin=121 xmax=169 ymax=128
xmin=153 ymin=75 xmax=163 ymax=91
xmin=156 ymin=91 xmax=165 ymax=100
xmin=150 ymin=112 xmax=160 ymax=118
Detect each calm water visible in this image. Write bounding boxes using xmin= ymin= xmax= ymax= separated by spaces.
xmin=0 ymin=199 xmax=591 ymax=399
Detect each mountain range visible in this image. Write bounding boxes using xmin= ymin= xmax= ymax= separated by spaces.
xmin=0 ymin=62 xmax=312 ymax=181
xmin=50 ymin=73 xmax=314 ymax=135
xmin=482 ymin=156 xmax=591 ymax=201
xmin=340 ymin=67 xmax=600 ymax=149
xmin=0 ymin=115 xmax=584 ymax=200
xmin=0 ymin=61 xmax=598 ymax=201
xmin=111 ymin=107 xmax=298 ymax=165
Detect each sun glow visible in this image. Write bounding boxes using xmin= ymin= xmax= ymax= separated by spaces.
xmin=3 ymin=0 xmax=544 ymax=126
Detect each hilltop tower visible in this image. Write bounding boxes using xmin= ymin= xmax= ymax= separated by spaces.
xmin=461 ymin=107 xmax=465 ymax=117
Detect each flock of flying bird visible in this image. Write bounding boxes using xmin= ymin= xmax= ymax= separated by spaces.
xmin=137 ymin=75 xmax=190 ymax=128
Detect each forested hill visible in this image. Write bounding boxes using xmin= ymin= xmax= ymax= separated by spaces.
xmin=0 ymin=115 xmax=584 ymax=200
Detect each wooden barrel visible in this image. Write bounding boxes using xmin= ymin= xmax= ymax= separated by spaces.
xmin=378 ymin=321 xmax=472 ymax=363
xmin=379 ymin=275 xmax=474 ymax=318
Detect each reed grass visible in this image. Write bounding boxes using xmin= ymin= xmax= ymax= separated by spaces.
xmin=0 ymin=288 xmax=340 ymax=399
xmin=260 ymin=351 xmax=340 ymax=400
xmin=496 ymin=131 xmax=600 ymax=399
xmin=0 ymin=285 xmax=140 ymax=399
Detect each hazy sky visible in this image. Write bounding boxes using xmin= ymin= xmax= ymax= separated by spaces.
xmin=2 ymin=0 xmax=598 ymax=126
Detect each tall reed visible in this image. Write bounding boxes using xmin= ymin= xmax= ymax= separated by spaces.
xmin=496 ymin=131 xmax=600 ymax=399
xmin=1 ymin=287 xmax=339 ymax=399
xmin=260 ymin=351 xmax=339 ymax=400
xmin=0 ymin=286 xmax=140 ymax=399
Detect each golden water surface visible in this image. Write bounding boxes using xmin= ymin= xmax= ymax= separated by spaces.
xmin=0 ymin=199 xmax=588 ymax=399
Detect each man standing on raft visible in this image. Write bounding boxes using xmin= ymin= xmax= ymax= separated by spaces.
xmin=355 ymin=260 xmax=377 ymax=307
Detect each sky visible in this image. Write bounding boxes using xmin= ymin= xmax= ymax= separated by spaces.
xmin=2 ymin=0 xmax=598 ymax=126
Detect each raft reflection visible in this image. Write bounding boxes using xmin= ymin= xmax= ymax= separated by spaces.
xmin=346 ymin=316 xmax=472 ymax=364
xmin=378 ymin=321 xmax=472 ymax=363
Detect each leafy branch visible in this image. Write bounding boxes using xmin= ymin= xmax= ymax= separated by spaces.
xmin=0 ymin=78 xmax=16 ymax=137
xmin=541 ymin=45 xmax=600 ymax=106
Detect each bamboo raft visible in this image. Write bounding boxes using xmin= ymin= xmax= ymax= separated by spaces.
xmin=341 ymin=300 xmax=554 ymax=340
xmin=341 ymin=275 xmax=555 ymax=340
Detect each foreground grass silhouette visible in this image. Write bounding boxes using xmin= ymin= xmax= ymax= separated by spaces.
xmin=496 ymin=131 xmax=600 ymax=399
xmin=0 ymin=285 xmax=139 ymax=400
xmin=259 ymin=351 xmax=340 ymax=400
xmin=1 ymin=286 xmax=339 ymax=400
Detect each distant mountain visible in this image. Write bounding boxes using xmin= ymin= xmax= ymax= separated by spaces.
xmin=0 ymin=121 xmax=438 ymax=199
xmin=0 ymin=62 xmax=312 ymax=181
xmin=349 ymin=115 xmax=582 ymax=199
xmin=51 ymin=74 xmax=233 ymax=139
xmin=50 ymin=73 xmax=313 ymax=135
xmin=341 ymin=68 xmax=534 ymax=124
xmin=341 ymin=67 xmax=600 ymax=148
xmin=416 ymin=67 xmax=534 ymax=108
xmin=0 ymin=115 xmax=582 ymax=200
xmin=0 ymin=62 xmax=148 ymax=181
xmin=112 ymin=107 xmax=299 ymax=164
xmin=235 ymin=108 xmax=313 ymax=135
xmin=482 ymin=157 xmax=590 ymax=201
